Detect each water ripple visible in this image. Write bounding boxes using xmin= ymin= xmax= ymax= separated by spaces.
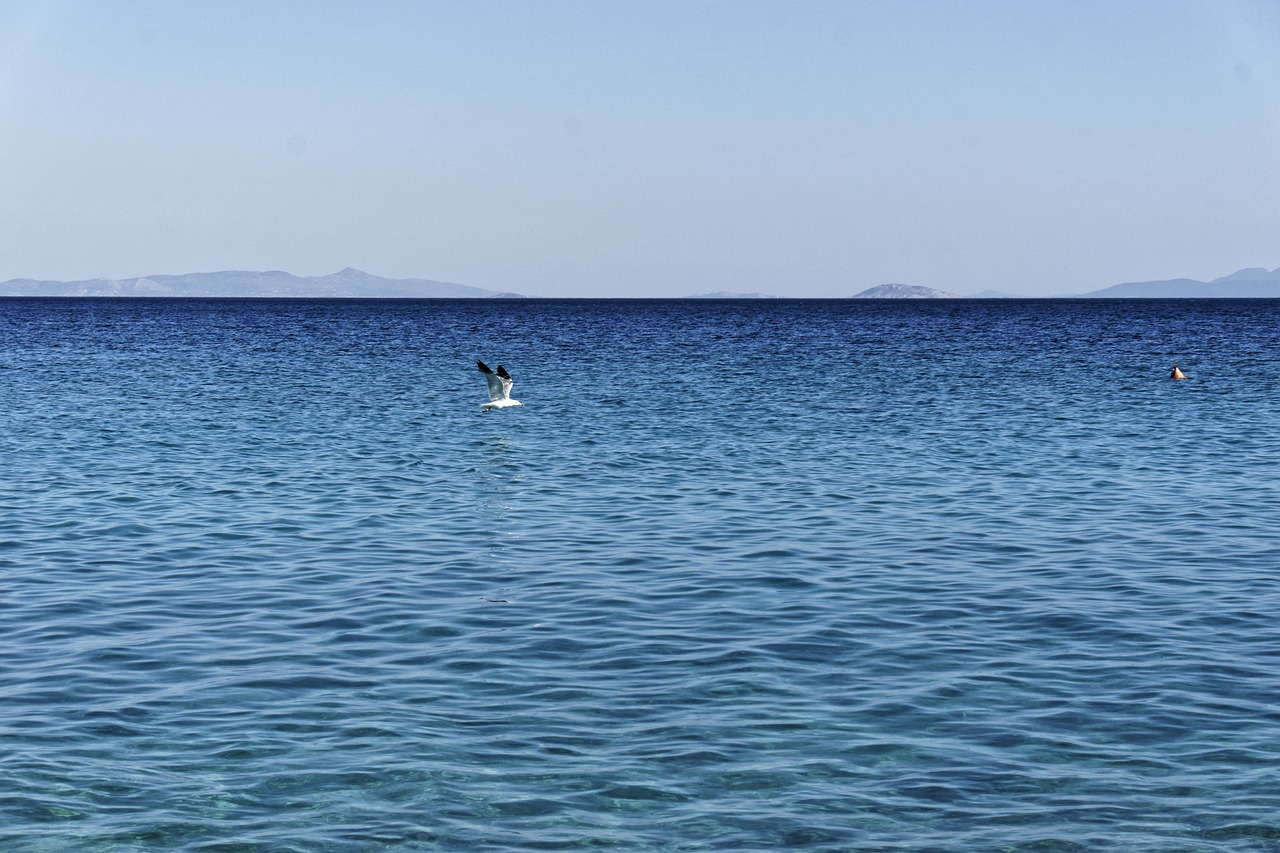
xmin=2 ymin=298 xmax=1280 ymax=850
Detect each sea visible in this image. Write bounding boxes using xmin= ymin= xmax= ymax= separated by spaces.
xmin=2 ymin=297 xmax=1279 ymax=852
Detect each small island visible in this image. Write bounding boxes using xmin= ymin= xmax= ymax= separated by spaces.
xmin=851 ymin=283 xmax=962 ymax=299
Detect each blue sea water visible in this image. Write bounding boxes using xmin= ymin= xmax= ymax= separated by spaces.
xmin=2 ymin=296 xmax=1279 ymax=852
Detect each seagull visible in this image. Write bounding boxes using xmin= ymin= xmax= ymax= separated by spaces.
xmin=477 ymin=360 xmax=524 ymax=412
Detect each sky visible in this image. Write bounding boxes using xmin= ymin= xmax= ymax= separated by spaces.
xmin=1 ymin=0 xmax=1278 ymax=297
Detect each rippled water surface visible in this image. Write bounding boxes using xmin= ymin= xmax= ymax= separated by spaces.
xmin=3 ymin=297 xmax=1280 ymax=851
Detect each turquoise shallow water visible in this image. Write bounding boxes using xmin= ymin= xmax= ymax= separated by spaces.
xmin=2 ymin=297 xmax=1279 ymax=851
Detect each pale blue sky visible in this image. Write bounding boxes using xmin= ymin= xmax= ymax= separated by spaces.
xmin=2 ymin=0 xmax=1277 ymax=296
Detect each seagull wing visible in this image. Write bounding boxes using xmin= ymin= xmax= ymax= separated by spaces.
xmin=496 ymin=365 xmax=514 ymax=400
xmin=477 ymin=360 xmax=507 ymax=402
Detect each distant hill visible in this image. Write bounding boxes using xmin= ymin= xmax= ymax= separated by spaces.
xmin=852 ymin=283 xmax=961 ymax=299
xmin=0 ymin=267 xmax=525 ymax=298
xmin=966 ymin=289 xmax=1024 ymax=299
xmin=1080 ymin=267 xmax=1280 ymax=298
xmin=686 ymin=291 xmax=778 ymax=299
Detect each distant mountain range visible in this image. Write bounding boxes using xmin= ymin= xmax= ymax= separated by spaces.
xmin=1075 ymin=267 xmax=1280 ymax=298
xmin=859 ymin=267 xmax=1280 ymax=298
xmin=0 ymin=268 xmax=524 ymax=298
xmin=4 ymin=265 xmax=1279 ymax=299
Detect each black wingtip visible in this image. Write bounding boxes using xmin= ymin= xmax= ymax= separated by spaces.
xmin=477 ymin=360 xmax=492 ymax=374
xmin=497 ymin=365 xmax=512 ymax=380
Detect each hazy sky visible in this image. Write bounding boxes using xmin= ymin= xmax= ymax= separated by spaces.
xmin=2 ymin=1 xmax=1278 ymax=297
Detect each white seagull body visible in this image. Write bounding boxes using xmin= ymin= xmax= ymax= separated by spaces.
xmin=477 ymin=360 xmax=524 ymax=412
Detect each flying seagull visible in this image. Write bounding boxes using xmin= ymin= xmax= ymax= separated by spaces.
xmin=477 ymin=361 xmax=524 ymax=412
